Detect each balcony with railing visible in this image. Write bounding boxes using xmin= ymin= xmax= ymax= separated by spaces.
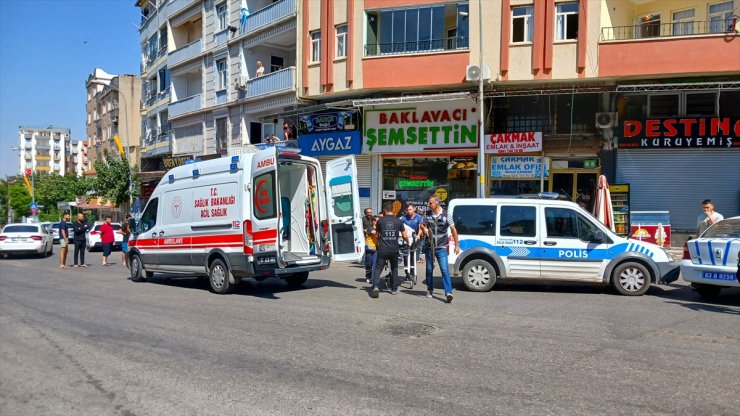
xmin=168 ymin=0 xmax=199 ymax=19
xmin=364 ymin=36 xmax=470 ymax=57
xmin=169 ymin=38 xmax=203 ymax=67
xmin=239 ymin=0 xmax=296 ymax=35
xmin=242 ymin=66 xmax=296 ymax=100
xmin=169 ymin=93 xmax=203 ymax=118
xmin=142 ymin=130 xmax=172 ymax=158
xmin=599 ymin=20 xmax=740 ymax=78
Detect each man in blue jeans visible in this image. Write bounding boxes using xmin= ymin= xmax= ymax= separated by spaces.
xmin=419 ymin=195 xmax=460 ymax=303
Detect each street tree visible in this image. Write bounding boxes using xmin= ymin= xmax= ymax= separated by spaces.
xmin=7 ymin=182 xmax=31 ymax=221
xmin=93 ymin=150 xmax=138 ymax=209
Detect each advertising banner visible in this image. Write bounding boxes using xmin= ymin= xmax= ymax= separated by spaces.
xmin=298 ymin=111 xmax=358 ymax=134
xmin=490 ymin=156 xmax=550 ymax=179
xmin=485 ymin=132 xmax=542 ymax=154
xmin=298 ymin=131 xmax=362 ymax=156
xmin=363 ymin=98 xmax=479 ymax=153
xmin=619 ymin=117 xmax=740 ymax=149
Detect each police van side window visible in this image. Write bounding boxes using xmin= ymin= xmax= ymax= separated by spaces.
xmin=139 ymin=198 xmax=159 ymax=233
xmin=253 ymin=171 xmax=276 ymax=220
xmin=454 ymin=205 xmax=497 ymax=235
xmin=500 ymin=206 xmax=536 ymax=237
xmin=576 ymin=212 xmax=599 ymax=242
xmin=545 ymin=208 xmax=578 ymax=238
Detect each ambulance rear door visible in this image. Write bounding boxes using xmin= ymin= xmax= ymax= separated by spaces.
xmin=250 ymin=146 xmax=280 ymax=258
xmin=325 ymin=155 xmax=364 ymax=262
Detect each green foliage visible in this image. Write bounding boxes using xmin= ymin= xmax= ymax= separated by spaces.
xmin=92 ymin=150 xmax=138 ymax=209
xmin=8 ymin=182 xmax=31 ymax=220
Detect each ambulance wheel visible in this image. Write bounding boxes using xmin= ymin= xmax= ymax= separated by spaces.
xmin=462 ymin=259 xmax=497 ymax=292
xmin=130 ymin=254 xmax=146 ymax=282
xmin=612 ymin=262 xmax=650 ymax=296
xmin=209 ymin=258 xmax=234 ymax=294
xmin=285 ymin=272 xmax=309 ymax=287
xmin=692 ymin=283 xmax=721 ymax=299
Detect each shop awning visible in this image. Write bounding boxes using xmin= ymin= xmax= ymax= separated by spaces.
xmin=616 ymin=81 xmax=740 ymax=93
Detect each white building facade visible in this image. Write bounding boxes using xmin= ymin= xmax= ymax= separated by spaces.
xmin=17 ymin=126 xmax=72 ymax=176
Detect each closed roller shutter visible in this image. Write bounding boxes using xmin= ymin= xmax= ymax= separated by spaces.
xmin=617 ymin=149 xmax=740 ymax=231
xmin=319 ymin=155 xmax=372 ymax=211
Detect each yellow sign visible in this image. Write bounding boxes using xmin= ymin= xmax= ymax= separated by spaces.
xmin=113 ymin=134 xmax=125 ymax=155
xmin=435 ymin=188 xmax=448 ymax=202
xmin=611 ymin=184 xmax=629 ymax=193
xmin=23 ymin=176 xmax=32 ymax=195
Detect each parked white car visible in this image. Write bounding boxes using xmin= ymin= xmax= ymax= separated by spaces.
xmin=0 ymin=223 xmax=54 ymax=258
xmin=50 ymin=222 xmax=62 ymax=243
xmin=681 ymin=216 xmax=740 ymax=298
xmin=86 ymin=222 xmax=123 ymax=251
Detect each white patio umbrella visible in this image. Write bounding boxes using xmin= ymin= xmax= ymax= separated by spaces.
xmin=593 ymin=175 xmax=615 ymax=232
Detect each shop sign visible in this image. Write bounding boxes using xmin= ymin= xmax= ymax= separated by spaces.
xmin=485 ymin=132 xmax=542 ymax=154
xmin=363 ymin=98 xmax=479 ymax=153
xmin=491 ymin=156 xmax=550 ymax=179
xmin=619 ymin=117 xmax=740 ymax=149
xmin=298 ymin=111 xmax=358 ymax=134
xmin=298 ymin=131 xmax=362 ymax=156
xmin=397 ymin=179 xmax=435 ymax=189
xmin=163 ymin=155 xmax=192 ymax=169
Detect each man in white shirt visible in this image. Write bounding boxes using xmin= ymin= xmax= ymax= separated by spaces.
xmin=696 ymin=199 xmax=724 ymax=235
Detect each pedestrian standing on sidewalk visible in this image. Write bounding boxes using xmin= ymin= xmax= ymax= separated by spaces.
xmin=71 ymin=213 xmax=90 ymax=268
xmin=696 ymin=199 xmax=724 ymax=235
xmin=371 ymin=202 xmax=408 ymax=298
xmin=119 ymin=214 xmax=135 ymax=267
xmin=58 ymin=212 xmax=71 ymax=269
xmin=419 ymin=195 xmax=460 ymax=303
xmin=100 ymin=216 xmax=115 ymax=266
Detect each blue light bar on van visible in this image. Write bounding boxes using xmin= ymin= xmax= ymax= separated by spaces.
xmin=230 ymin=163 xmax=238 ymax=170
xmin=192 ymin=169 xmax=200 ymax=177
xmin=231 ymin=155 xmax=239 ymax=163
xmin=184 ymin=159 xmax=196 ymax=165
xmin=168 ymin=174 xmax=175 ymax=183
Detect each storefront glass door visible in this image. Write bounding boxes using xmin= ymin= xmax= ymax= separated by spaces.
xmin=550 ymin=171 xmax=599 ymax=213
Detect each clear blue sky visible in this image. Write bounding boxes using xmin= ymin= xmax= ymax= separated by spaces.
xmin=0 ymin=0 xmax=141 ymax=177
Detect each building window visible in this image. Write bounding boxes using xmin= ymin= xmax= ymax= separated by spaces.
xmin=364 ymin=3 xmax=468 ymax=56
xmin=336 ymin=24 xmax=348 ymax=58
xmin=648 ymin=94 xmax=679 ymax=117
xmin=270 ymin=55 xmax=284 ymax=72
xmin=637 ymin=13 xmax=661 ymax=38
xmin=216 ymin=2 xmax=228 ymax=32
xmin=672 ymin=9 xmax=695 ymax=36
xmin=647 ymin=92 xmax=718 ymax=117
xmin=158 ymin=68 xmax=170 ymax=93
xmin=311 ymin=31 xmax=321 ymax=62
xmin=512 ymin=6 xmax=534 ymax=43
xmin=216 ymin=118 xmax=227 ymax=153
xmin=685 ymin=92 xmax=718 ymax=116
xmin=216 ymin=59 xmax=227 ymax=91
xmin=708 ymin=1 xmax=734 ymax=33
xmin=555 ymin=3 xmax=579 ymax=40
xmin=159 ymin=27 xmax=168 ymax=53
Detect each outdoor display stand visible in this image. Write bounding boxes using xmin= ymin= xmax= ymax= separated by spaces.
xmin=630 ymin=211 xmax=671 ymax=247
xmin=610 ymin=184 xmax=630 ymax=236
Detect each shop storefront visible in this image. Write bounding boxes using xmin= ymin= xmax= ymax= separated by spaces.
xmin=363 ymin=98 xmax=479 ymax=215
xmin=617 ymin=116 xmax=740 ymax=232
xmin=296 ymin=111 xmax=370 ymax=209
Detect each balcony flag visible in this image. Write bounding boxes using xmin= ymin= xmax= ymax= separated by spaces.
xmin=240 ymin=0 xmax=250 ymax=30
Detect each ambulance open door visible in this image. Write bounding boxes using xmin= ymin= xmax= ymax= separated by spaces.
xmin=325 ymin=155 xmax=364 ymax=262
xmin=251 ymin=146 xmax=280 ymax=253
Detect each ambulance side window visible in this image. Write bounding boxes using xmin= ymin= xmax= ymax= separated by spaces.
xmin=253 ymin=171 xmax=276 ymax=219
xmin=139 ymin=198 xmax=159 ymax=233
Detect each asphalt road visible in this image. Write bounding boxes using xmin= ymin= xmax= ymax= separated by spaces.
xmin=1 ymin=251 xmax=738 ymax=416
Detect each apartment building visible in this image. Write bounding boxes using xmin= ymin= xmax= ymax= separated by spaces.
xmin=135 ymin=0 xmax=298 ymax=202
xmin=71 ymin=140 xmax=86 ymax=177
xmin=84 ymin=68 xmax=142 ymax=176
xmin=17 ymin=126 xmax=72 ymax=176
xmin=295 ymin=0 xmax=739 ymax=237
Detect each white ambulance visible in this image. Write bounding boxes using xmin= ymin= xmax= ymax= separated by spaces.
xmin=127 ymin=145 xmax=364 ymax=294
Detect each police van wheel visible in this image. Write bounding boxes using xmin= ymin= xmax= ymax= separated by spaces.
xmin=130 ymin=254 xmax=146 ymax=282
xmin=285 ymin=272 xmax=309 ymax=287
xmin=209 ymin=259 xmax=234 ymax=294
xmin=612 ymin=262 xmax=650 ymax=296
xmin=462 ymin=259 xmax=497 ymax=292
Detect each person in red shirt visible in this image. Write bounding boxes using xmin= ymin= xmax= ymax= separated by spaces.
xmin=100 ymin=216 xmax=115 ymax=266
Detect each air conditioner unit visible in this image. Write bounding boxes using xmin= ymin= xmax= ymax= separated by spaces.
xmin=466 ymin=64 xmax=491 ymax=82
xmin=595 ymin=112 xmax=618 ymax=129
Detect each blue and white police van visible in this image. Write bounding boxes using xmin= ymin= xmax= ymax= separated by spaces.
xmin=447 ymin=195 xmax=680 ymax=296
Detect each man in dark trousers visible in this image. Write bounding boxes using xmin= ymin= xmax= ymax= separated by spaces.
xmin=71 ymin=212 xmax=90 ymax=268
xmin=371 ymin=202 xmax=409 ymax=298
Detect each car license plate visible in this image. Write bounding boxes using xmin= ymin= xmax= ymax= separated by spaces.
xmin=702 ymin=271 xmax=737 ymax=281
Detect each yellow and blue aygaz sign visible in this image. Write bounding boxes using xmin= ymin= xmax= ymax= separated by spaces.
xmin=298 ymin=131 xmax=362 ymax=156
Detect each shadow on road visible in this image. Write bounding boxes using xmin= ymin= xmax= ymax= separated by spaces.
xmin=662 ymin=300 xmax=740 ymax=315
xmin=651 ymin=284 xmax=740 ymax=312
xmin=138 ymin=275 xmax=356 ymax=299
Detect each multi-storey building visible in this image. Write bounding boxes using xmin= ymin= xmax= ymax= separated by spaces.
xmin=135 ymin=0 xmax=299 ymax=200
xmin=295 ymin=0 xmax=739 ymax=241
xmin=70 ymin=140 xmax=86 ymax=177
xmin=84 ymin=68 xmax=142 ymax=176
xmin=17 ymin=126 xmax=72 ymax=176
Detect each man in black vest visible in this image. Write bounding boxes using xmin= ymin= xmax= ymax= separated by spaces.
xmin=371 ymin=201 xmax=408 ymax=298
